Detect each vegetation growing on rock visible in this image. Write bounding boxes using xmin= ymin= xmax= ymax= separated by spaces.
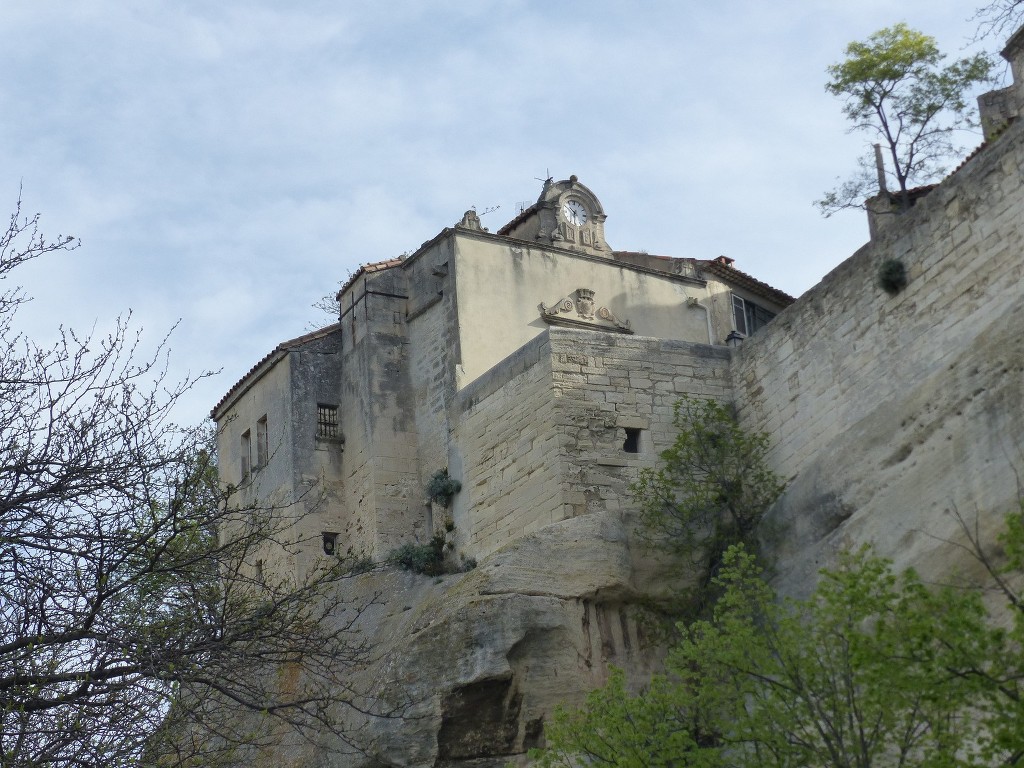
xmin=535 ymin=505 xmax=1024 ymax=767
xmin=631 ymin=396 xmax=785 ymax=585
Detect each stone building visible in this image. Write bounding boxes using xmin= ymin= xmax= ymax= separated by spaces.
xmin=210 ymin=175 xmax=793 ymax=578
xmin=206 ymin=31 xmax=1024 ymax=764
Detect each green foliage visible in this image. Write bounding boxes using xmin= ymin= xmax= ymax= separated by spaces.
xmin=347 ymin=554 xmax=376 ymax=575
xmin=878 ymin=257 xmax=909 ymax=294
xmin=535 ymin=667 xmax=721 ymax=768
xmin=818 ymin=24 xmax=994 ymax=216
xmin=535 ymin=527 xmax=1024 ymax=767
xmin=426 ymin=468 xmax=462 ymax=507
xmin=999 ymin=499 xmax=1024 ymax=574
xmin=389 ymin=521 xmax=477 ymax=576
xmin=630 ymin=397 xmax=784 ymax=576
xmin=390 ymin=533 xmax=448 ymax=576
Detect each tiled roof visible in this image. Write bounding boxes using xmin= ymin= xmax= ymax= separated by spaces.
xmin=210 ymin=323 xmax=343 ymax=419
xmin=697 ymin=258 xmax=796 ymax=307
xmin=335 ymin=258 xmax=404 ymax=300
xmin=613 ymin=250 xmax=794 ymax=306
xmin=948 ymin=136 xmax=992 ymax=176
xmin=496 ymin=203 xmax=539 ymax=235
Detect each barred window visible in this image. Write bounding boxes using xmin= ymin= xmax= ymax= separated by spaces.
xmin=317 ymin=404 xmax=339 ymax=439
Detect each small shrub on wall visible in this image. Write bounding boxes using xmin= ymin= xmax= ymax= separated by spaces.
xmin=878 ymin=258 xmax=908 ymax=294
xmin=426 ymin=468 xmax=461 ymax=507
xmin=391 ymin=533 xmax=448 ymax=576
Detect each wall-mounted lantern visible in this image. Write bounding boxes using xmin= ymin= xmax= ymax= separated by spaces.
xmin=322 ymin=532 xmax=339 ymax=556
xmin=726 ymin=330 xmax=746 ymax=348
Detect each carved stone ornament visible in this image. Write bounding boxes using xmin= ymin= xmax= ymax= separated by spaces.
xmin=456 ymin=209 xmax=483 ymax=231
xmin=540 ymin=287 xmax=632 ymax=333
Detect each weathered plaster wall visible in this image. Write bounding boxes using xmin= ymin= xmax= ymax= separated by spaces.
xmin=337 ymin=268 xmax=423 ymax=559
xmin=217 ymin=355 xmax=301 ymax=580
xmin=287 ymin=332 xmax=346 ymax=575
xmin=405 ymin=238 xmax=461 ymax=537
xmin=219 ymin=355 xmax=294 ymax=493
xmin=733 ymin=120 xmax=1024 ymax=593
xmin=451 ymin=233 xmax=713 ymax=387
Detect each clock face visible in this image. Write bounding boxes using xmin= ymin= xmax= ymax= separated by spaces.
xmin=563 ymin=199 xmax=588 ymax=226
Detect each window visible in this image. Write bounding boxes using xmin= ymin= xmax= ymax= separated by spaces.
xmin=256 ymin=415 xmax=268 ymax=469
xmin=623 ymin=427 xmax=642 ymax=454
xmin=322 ymin=532 xmax=339 ymax=556
xmin=317 ymin=404 xmax=339 ymax=439
xmin=240 ymin=430 xmax=251 ymax=481
xmin=732 ymin=294 xmax=776 ymax=337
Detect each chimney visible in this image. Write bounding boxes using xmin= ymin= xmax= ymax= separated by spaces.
xmin=979 ymin=24 xmax=1024 ymax=140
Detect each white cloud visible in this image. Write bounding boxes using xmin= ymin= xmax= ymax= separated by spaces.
xmin=0 ymin=0 xmax=1005 ymax=423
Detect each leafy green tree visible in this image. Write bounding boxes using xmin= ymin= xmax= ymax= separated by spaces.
xmin=818 ymin=24 xmax=994 ymax=216
xmin=535 ymin=667 xmax=723 ymax=768
xmin=630 ymin=397 xmax=784 ymax=582
xmin=939 ymin=502 xmax=1024 ymax=765
xmin=534 ymin=540 xmax=1023 ymax=767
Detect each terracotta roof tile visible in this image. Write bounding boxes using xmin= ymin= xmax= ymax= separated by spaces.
xmin=335 ymin=258 xmax=404 ymax=300
xmin=496 ymin=203 xmax=539 ymax=235
xmin=697 ymin=259 xmax=796 ymax=306
xmin=948 ymin=136 xmax=992 ymax=176
xmin=210 ymin=323 xmax=343 ymax=419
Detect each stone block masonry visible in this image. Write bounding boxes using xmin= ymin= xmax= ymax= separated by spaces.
xmin=456 ymin=334 xmax=562 ymax=559
xmin=732 ymin=118 xmax=1024 ymax=593
xmin=735 ymin=121 xmax=1024 ymax=484
xmin=549 ymin=330 xmax=731 ymax=524
xmin=455 ymin=327 xmax=731 ymax=559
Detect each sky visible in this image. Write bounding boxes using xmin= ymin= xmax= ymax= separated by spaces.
xmin=0 ymin=1 xmax=1008 ymax=426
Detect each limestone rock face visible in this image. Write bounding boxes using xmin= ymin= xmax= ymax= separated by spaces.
xmin=763 ymin=308 xmax=1024 ymax=601
xmin=226 ymin=93 xmax=1024 ymax=768
xmin=280 ymin=510 xmax=690 ymax=768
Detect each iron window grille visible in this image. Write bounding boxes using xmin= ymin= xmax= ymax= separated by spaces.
xmin=317 ymin=404 xmax=339 ymax=439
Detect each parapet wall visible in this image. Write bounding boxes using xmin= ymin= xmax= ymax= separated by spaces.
xmin=456 ymin=333 xmax=564 ymax=559
xmin=732 ymin=120 xmax=1024 ymax=591
xmin=547 ymin=329 xmax=732 ymax=520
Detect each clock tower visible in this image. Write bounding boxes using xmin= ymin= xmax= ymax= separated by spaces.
xmin=498 ymin=175 xmax=611 ymax=257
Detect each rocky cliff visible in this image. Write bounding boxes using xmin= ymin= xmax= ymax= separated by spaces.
xmin=227 ymin=88 xmax=1024 ymax=768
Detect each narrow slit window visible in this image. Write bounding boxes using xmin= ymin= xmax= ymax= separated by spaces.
xmin=317 ymin=404 xmax=339 ymax=439
xmin=256 ymin=415 xmax=268 ymax=469
xmin=623 ymin=427 xmax=642 ymax=454
xmin=240 ymin=430 xmax=251 ymax=481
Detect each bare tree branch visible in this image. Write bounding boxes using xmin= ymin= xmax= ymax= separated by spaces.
xmin=0 ymin=192 xmax=389 ymax=766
